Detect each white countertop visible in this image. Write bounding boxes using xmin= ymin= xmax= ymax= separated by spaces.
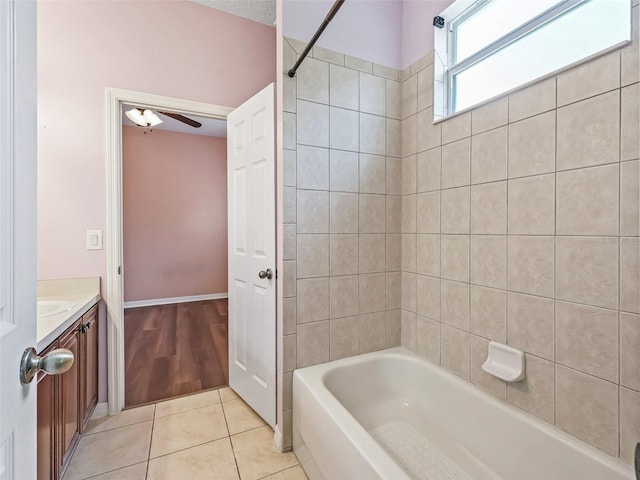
xmin=37 ymin=277 xmax=101 ymax=352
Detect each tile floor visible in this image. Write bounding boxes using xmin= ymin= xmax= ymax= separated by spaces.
xmin=63 ymin=387 xmax=307 ymax=480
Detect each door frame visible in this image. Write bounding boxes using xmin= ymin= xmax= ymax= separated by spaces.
xmin=105 ymin=88 xmax=233 ymax=414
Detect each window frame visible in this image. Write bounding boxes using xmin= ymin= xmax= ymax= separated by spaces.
xmin=433 ymin=0 xmax=632 ymax=119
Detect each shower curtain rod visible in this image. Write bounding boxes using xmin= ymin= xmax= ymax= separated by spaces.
xmin=287 ymin=0 xmax=346 ymax=78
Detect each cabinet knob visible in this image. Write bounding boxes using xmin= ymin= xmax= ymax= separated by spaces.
xmin=19 ymin=347 xmax=74 ymax=384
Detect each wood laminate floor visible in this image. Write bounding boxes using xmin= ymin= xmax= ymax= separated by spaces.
xmin=124 ymin=299 xmax=228 ymax=408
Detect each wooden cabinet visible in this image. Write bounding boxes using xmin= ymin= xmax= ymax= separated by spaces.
xmin=37 ymin=343 xmax=58 ymax=480
xmin=80 ymin=305 xmax=98 ymax=430
xmin=36 ymin=303 xmax=99 ymax=480
xmin=59 ymin=323 xmax=80 ymax=471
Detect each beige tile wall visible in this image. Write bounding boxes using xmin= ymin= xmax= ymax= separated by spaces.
xmin=400 ymin=4 xmax=639 ymax=463
xmin=282 ymin=38 xmax=403 ymax=448
xmin=280 ymin=4 xmax=639 ymax=461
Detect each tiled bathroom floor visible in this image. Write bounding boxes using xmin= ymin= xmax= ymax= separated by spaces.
xmin=63 ymin=387 xmax=307 ymax=480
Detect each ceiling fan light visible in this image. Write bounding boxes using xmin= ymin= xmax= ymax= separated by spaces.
xmin=142 ymin=109 xmax=163 ymax=127
xmin=125 ymin=108 xmax=147 ymax=127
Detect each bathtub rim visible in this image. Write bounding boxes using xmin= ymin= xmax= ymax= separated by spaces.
xmin=293 ymin=347 xmax=634 ymax=479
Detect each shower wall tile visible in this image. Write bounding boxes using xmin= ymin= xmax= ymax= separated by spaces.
xmin=621 ymin=83 xmax=640 ymax=161
xmin=417 ymin=148 xmax=441 ymax=193
xmin=297 ymin=100 xmax=329 ymax=147
xmin=620 ymin=387 xmax=640 ymax=464
xmin=555 ymin=365 xmax=618 ymax=456
xmin=441 ymin=111 xmax=470 ymax=145
xmin=556 ymin=90 xmax=620 ymax=171
xmin=507 ymin=354 xmax=554 ymax=423
xmin=358 ymin=312 xmax=386 ymax=353
xmin=470 ymin=126 xmax=507 ymax=184
xmin=556 ymin=51 xmax=619 ymax=107
xmin=620 ymin=313 xmax=640 ymax=391
xmin=359 ymin=154 xmax=386 ymax=194
xmin=620 ymin=237 xmax=640 ymax=314
xmin=555 ymin=301 xmax=618 ymax=382
xmin=296 ymin=278 xmax=329 ymax=323
xmin=508 ymin=174 xmax=555 ymax=235
xmin=402 ymin=155 xmax=417 ymax=195
xmin=385 ymin=310 xmax=402 ymax=347
xmin=470 ymin=97 xmax=508 ymax=134
xmin=329 ymin=150 xmax=358 ymax=192
xmin=508 ymin=111 xmax=556 ymax=178
xmin=508 ymin=236 xmax=554 ymax=298
xmin=470 ymin=182 xmax=507 ymax=234
xmin=441 ymin=325 xmax=470 ymax=379
xmin=507 ymin=292 xmax=554 ymax=361
xmin=296 ymin=57 xmax=329 ymax=104
xmin=416 ymin=315 xmax=440 ymax=364
xmin=297 ymin=321 xmax=330 ymax=368
xmin=416 ymin=64 xmax=434 ymax=112
xmin=416 ymin=274 xmax=440 ymax=321
xmin=296 ymin=234 xmax=329 ymax=278
xmin=330 ymin=107 xmax=359 ymax=151
xmin=386 ymin=156 xmax=402 ymax=195
xmin=469 ymin=286 xmax=506 ymax=343
xmin=329 ymin=275 xmax=358 ymax=319
xmin=470 ymin=335 xmax=506 ymax=399
xmin=556 ymin=237 xmax=618 ymax=310
xmin=359 ymin=113 xmax=386 ymax=155
xmin=556 ymin=164 xmax=619 ymax=236
xmin=330 ymin=316 xmax=358 ymax=361
xmin=470 ymin=235 xmax=506 ymax=290
xmin=360 ymin=73 xmax=386 ymax=116
xmin=329 ymin=64 xmax=358 ymax=110
xmin=283 ymin=149 xmax=296 ymax=187
xmin=441 ymin=138 xmax=471 ymax=189
xmin=508 ymin=77 xmax=556 ymax=123
xmin=297 ymin=190 xmax=328 ymax=233
xmin=621 ymin=5 xmax=639 ymax=86
xmin=282 ymin=37 xmax=639 ymax=459
xmin=329 ymin=192 xmax=358 ymax=234
xmin=297 ymin=145 xmax=328 ymax=190
xmin=620 ymin=160 xmax=639 ymax=236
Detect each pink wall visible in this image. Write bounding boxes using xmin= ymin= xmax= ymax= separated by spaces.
xmin=283 ymin=0 xmax=403 ymax=69
xmin=122 ymin=127 xmax=227 ymax=302
xmin=37 ymin=0 xmax=275 ymax=402
xmin=37 ymin=0 xmax=275 ymax=283
xmin=402 ymin=0 xmax=454 ymax=69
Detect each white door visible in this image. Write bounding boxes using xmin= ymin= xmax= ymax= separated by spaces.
xmin=227 ymin=83 xmax=276 ymax=427
xmin=0 ymin=0 xmax=38 ymax=479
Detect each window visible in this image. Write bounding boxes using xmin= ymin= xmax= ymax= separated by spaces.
xmin=434 ymin=0 xmax=632 ymax=118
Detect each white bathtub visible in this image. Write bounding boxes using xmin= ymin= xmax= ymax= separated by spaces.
xmin=293 ymin=348 xmax=634 ymax=480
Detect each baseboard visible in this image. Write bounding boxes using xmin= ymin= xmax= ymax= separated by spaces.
xmin=91 ymin=402 xmax=109 ymax=419
xmin=123 ymin=293 xmax=228 ymax=309
xmin=274 ymin=424 xmax=284 ymax=452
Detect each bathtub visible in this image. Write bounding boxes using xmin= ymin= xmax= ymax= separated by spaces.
xmin=293 ymin=348 xmax=634 ymax=480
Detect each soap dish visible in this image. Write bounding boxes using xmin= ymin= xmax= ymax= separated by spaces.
xmin=482 ymin=342 xmax=526 ymax=382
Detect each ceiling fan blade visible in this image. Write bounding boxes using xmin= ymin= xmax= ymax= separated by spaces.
xmin=158 ymin=111 xmax=202 ymax=128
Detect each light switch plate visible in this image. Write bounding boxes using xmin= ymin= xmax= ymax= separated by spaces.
xmin=86 ymin=229 xmax=103 ymax=250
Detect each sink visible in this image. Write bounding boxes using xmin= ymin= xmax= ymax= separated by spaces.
xmin=37 ymin=300 xmax=75 ymax=318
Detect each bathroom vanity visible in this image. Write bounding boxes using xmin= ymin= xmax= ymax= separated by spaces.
xmin=36 ymin=278 xmax=101 ymax=480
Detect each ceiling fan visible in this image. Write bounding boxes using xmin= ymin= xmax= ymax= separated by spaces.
xmin=125 ymin=108 xmax=202 ymax=128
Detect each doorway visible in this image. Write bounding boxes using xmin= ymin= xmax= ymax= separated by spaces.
xmin=121 ymin=106 xmax=229 ymax=407
xmin=105 ymin=86 xmax=277 ymax=428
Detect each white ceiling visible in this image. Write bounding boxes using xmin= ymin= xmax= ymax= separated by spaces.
xmin=122 ymin=105 xmax=227 ymax=138
xmin=191 ymin=0 xmax=276 ymax=26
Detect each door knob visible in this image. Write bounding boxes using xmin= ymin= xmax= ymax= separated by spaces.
xmin=19 ymin=347 xmax=74 ymax=384
xmin=258 ymin=268 xmax=273 ymax=280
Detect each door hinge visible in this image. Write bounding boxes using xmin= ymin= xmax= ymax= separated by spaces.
xmin=117 ymin=265 xmax=122 ymax=275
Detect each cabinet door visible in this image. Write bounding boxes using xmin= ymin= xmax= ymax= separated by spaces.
xmin=37 ymin=344 xmax=57 ymax=480
xmin=80 ymin=305 xmax=99 ymax=430
xmin=59 ymin=322 xmax=81 ymax=471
